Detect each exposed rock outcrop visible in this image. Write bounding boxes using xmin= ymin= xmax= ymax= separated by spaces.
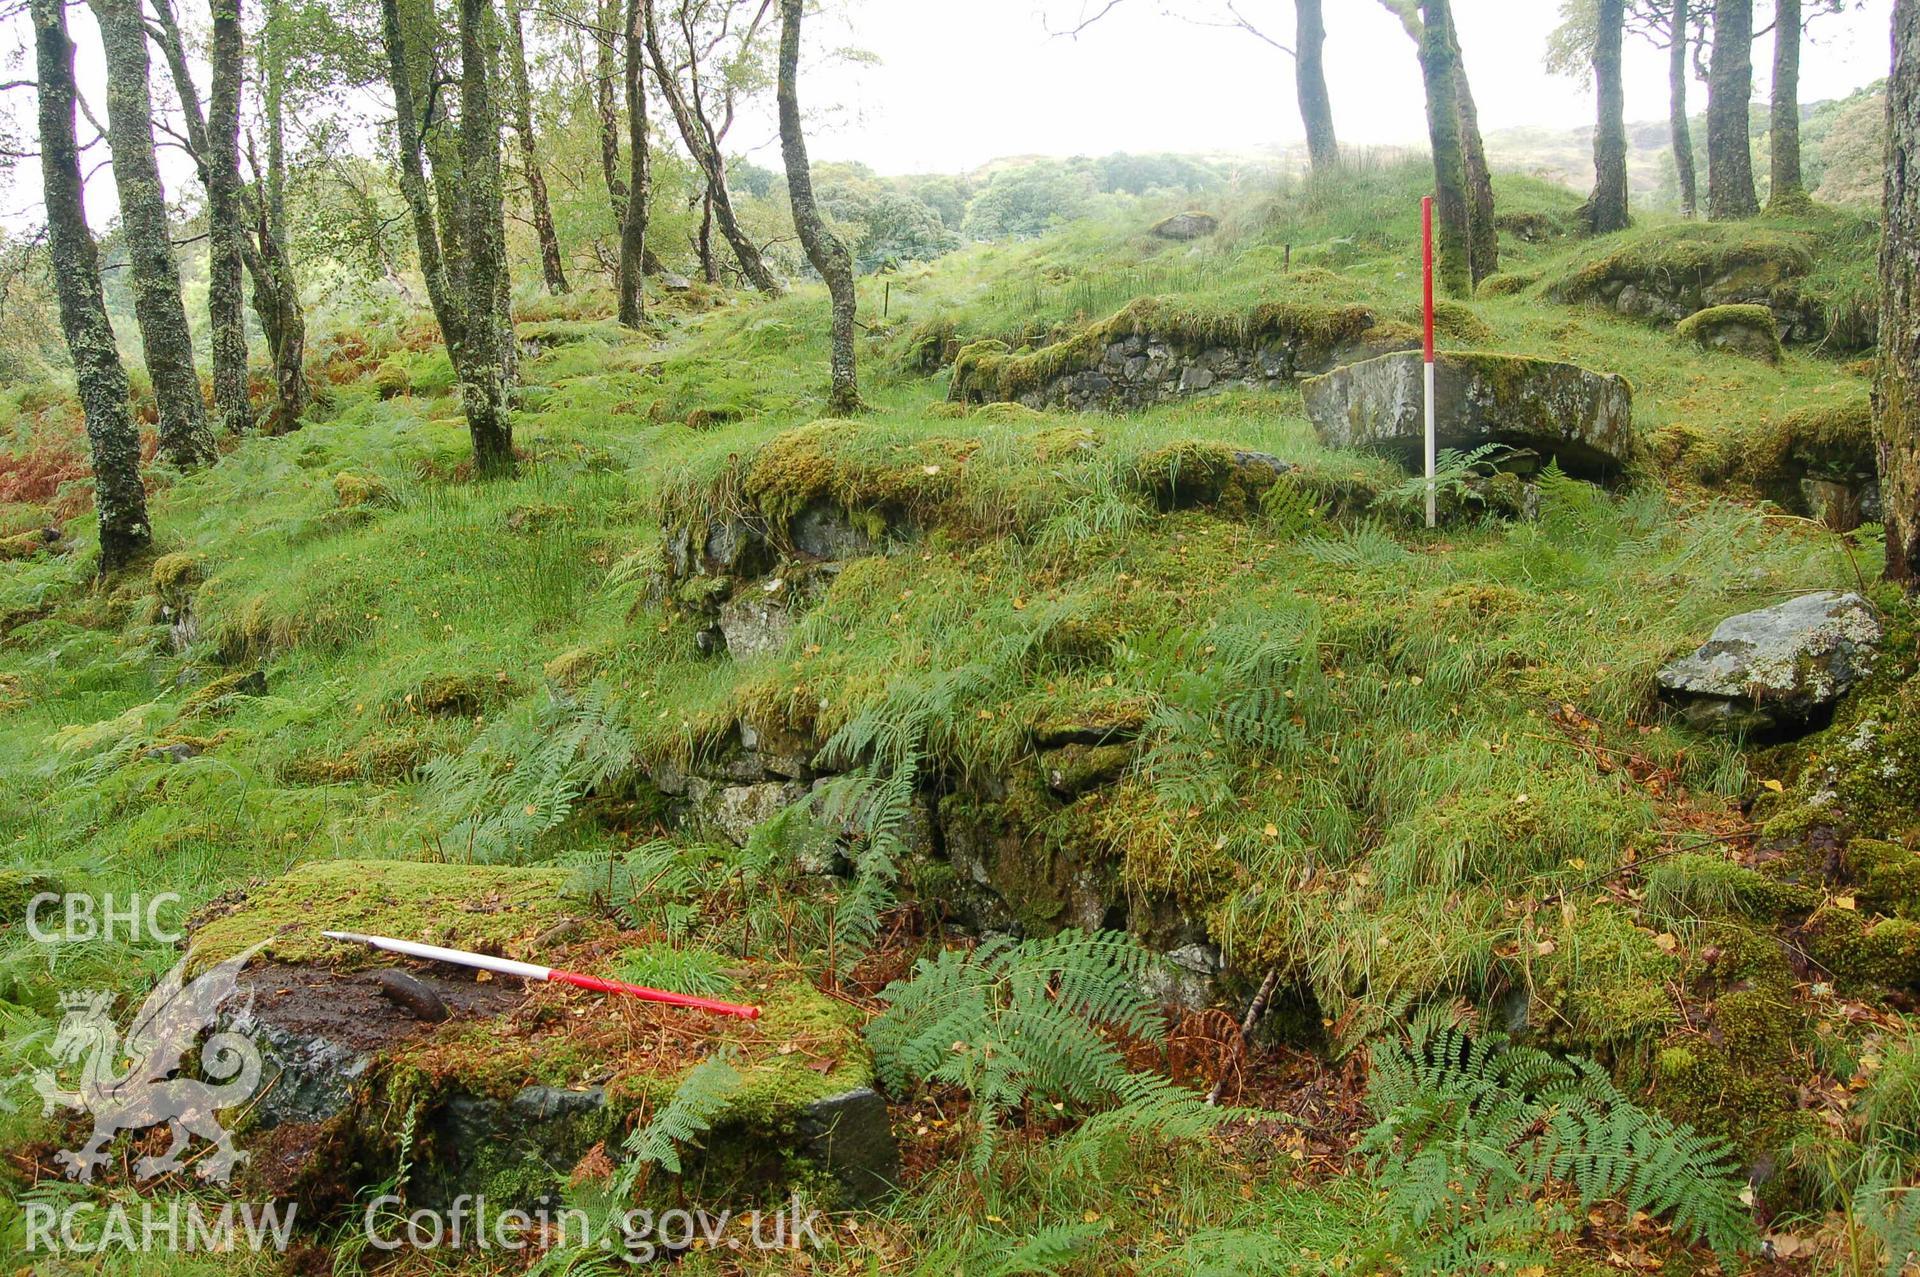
xmin=1657 ymin=591 xmax=1884 ymax=735
xmin=1300 ymin=350 xmax=1639 ymax=480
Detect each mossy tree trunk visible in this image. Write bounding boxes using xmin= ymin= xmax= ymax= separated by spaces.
xmin=1296 ymin=0 xmax=1339 ymax=172
xmin=1878 ymin=0 xmax=1920 ymax=588
xmin=150 ymin=0 xmax=298 ymax=436
xmin=698 ymin=184 xmax=717 ymax=282
xmin=1583 ymin=0 xmax=1632 ymax=233
xmin=92 ymin=0 xmax=218 ymax=471
xmin=506 ymin=0 xmax=569 ymax=294
xmin=456 ymin=0 xmax=513 ymax=475
xmin=596 ymin=0 xmax=627 ymax=229
xmin=777 ymin=0 xmax=858 ymax=416
xmin=380 ymin=0 xmax=514 ymax=475
xmin=1417 ymin=0 xmax=1472 ymax=298
xmin=617 ymin=0 xmax=650 ymax=326
xmin=207 ymin=0 xmax=250 ymax=435
xmin=1448 ymin=18 xmax=1498 ymax=287
xmin=251 ymin=0 xmax=307 ymax=433
xmin=1769 ymin=0 xmax=1805 ymax=206
xmin=33 ymin=0 xmax=151 ymax=572
xmin=1707 ymin=0 xmax=1760 ymax=219
xmin=1669 ymin=0 xmax=1700 ymax=218
xmin=642 ymin=0 xmax=781 ymax=294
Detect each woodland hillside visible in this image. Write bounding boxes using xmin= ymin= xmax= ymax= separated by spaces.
xmin=1 ymin=1 xmax=1919 ymax=1275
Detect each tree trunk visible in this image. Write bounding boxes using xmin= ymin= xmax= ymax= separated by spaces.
xmin=382 ymin=0 xmax=461 ymax=350
xmin=207 ymin=0 xmax=249 ymax=435
xmin=641 ymin=0 xmax=781 ymax=293
xmin=1770 ymin=0 xmax=1805 ymax=206
xmin=1449 ymin=20 xmax=1498 ymax=286
xmin=1583 ymin=0 xmax=1632 ymax=233
xmin=698 ymin=183 xmax=716 ymax=282
xmin=617 ymin=0 xmax=650 ymax=326
xmin=1418 ymin=0 xmax=1472 ymax=298
xmin=1670 ymin=0 xmax=1700 ymax=218
xmin=33 ymin=0 xmax=151 ymax=572
xmin=777 ymin=0 xmax=857 ymax=415
xmin=597 ymin=0 xmax=627 ymax=226
xmin=458 ymin=0 xmax=513 ymax=475
xmin=380 ymin=0 xmax=510 ymax=475
xmin=1296 ymin=0 xmax=1339 ymax=172
xmin=1708 ymin=0 xmax=1760 ymax=219
xmin=92 ymin=0 xmax=217 ymax=471
xmin=1879 ymin=0 xmax=1920 ymax=587
xmin=507 ymin=0 xmax=569 ymax=293
xmin=149 ymin=0 xmax=289 ymax=435
xmin=256 ymin=0 xmax=306 ymax=432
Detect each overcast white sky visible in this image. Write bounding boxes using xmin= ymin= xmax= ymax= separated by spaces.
xmin=764 ymin=0 xmax=1898 ymax=173
xmin=0 ymin=0 xmax=1900 ymax=228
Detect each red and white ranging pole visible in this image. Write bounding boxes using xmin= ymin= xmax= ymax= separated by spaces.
xmin=1421 ymin=195 xmax=1437 ymax=529
xmin=323 ymin=931 xmax=763 ymax=1020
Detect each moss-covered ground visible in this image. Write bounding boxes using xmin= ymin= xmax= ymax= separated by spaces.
xmin=0 ymin=157 xmax=1915 ymax=1273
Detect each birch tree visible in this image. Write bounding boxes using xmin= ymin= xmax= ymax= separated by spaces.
xmin=381 ymin=0 xmax=515 ymax=474
xmin=92 ymin=0 xmax=218 ymax=469
xmin=506 ymin=0 xmax=570 ymax=293
xmin=777 ymin=0 xmax=857 ymax=414
xmin=32 ymin=0 xmax=152 ymax=571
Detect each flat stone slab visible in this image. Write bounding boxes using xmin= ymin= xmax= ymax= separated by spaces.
xmin=1658 ymin=591 xmax=1884 ymax=735
xmin=1301 ymin=350 xmax=1638 ymax=480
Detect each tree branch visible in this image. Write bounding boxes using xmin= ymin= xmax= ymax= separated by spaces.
xmin=1047 ymin=0 xmax=1129 ymax=38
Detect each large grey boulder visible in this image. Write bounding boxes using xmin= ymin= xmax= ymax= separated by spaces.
xmin=1658 ymin=591 xmax=1884 ymax=735
xmin=1301 ymin=350 xmax=1638 ymax=480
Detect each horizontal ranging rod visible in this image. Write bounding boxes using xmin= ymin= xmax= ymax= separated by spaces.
xmin=322 ymin=930 xmax=762 ymax=1020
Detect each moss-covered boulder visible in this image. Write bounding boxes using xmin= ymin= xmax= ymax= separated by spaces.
xmin=1675 ymin=305 xmax=1783 ymax=364
xmin=2 ymin=527 xmax=66 ymax=561
xmin=394 ymin=671 xmax=515 ymax=717
xmin=150 ymin=552 xmax=204 ymax=607
xmin=332 ymin=471 xmax=391 ymax=509
xmin=1149 ymin=211 xmax=1219 ymax=241
xmin=1475 ymin=272 xmax=1537 ymax=298
xmin=1131 ymin=441 xmax=1293 ymax=515
xmin=1531 ymin=903 xmax=1680 ymax=1052
xmin=1747 ymin=397 xmax=1879 ymax=527
xmin=1300 ymin=350 xmax=1639 ymax=481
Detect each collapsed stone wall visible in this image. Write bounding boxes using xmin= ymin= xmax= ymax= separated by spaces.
xmin=947 ymin=296 xmax=1416 ymax=413
xmin=1545 ymin=228 xmax=1875 ymax=350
